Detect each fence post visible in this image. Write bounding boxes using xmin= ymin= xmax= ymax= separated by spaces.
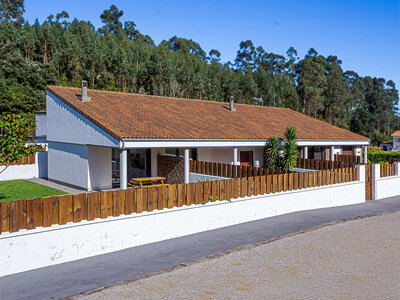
xmin=356 ymin=164 xmax=365 ymax=182
xmin=395 ymin=162 xmax=400 ymax=176
xmin=371 ymin=163 xmax=380 ymax=201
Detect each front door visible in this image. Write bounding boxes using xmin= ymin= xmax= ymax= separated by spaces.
xmin=240 ymin=151 xmax=253 ymax=167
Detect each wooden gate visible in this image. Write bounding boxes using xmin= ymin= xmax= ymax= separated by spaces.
xmin=365 ymin=164 xmax=373 ymax=200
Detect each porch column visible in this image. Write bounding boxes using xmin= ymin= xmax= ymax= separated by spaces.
xmin=304 ymin=146 xmax=308 ymax=159
xmin=120 ymin=149 xmax=128 ymax=190
xmin=364 ymin=145 xmax=368 ymax=164
xmin=233 ymin=147 xmax=239 ymax=165
xmin=330 ymin=146 xmax=335 ymax=161
xmin=184 ymin=148 xmax=190 ymax=184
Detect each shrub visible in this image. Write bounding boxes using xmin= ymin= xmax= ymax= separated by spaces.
xmin=367 ymin=151 xmax=400 ymax=163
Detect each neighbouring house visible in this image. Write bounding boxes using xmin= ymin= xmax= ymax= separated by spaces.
xmin=381 ymin=142 xmax=393 ymax=151
xmin=45 ymin=82 xmax=370 ymax=191
xmin=391 ymin=131 xmax=400 ymax=150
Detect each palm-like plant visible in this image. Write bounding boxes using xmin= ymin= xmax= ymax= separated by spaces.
xmin=265 ymin=135 xmax=281 ymax=169
xmin=282 ymin=126 xmax=298 ymax=171
xmin=265 ymin=126 xmax=298 ymax=171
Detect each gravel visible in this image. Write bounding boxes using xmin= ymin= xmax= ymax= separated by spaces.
xmin=76 ymin=212 xmax=400 ymax=299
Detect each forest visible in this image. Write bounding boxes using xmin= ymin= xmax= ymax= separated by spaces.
xmin=0 ymin=1 xmax=399 ymax=145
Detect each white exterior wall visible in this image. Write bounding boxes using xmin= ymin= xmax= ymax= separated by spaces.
xmin=374 ymin=163 xmax=400 ymax=200
xmin=88 ymin=146 xmax=112 ymax=190
xmin=46 ymin=92 xmax=118 ymax=147
xmin=0 ymin=176 xmax=365 ymax=276
xmin=197 ymin=147 xmax=264 ymax=167
xmin=393 ymin=137 xmax=400 ymax=150
xmin=48 ymin=142 xmax=89 ymax=189
xmin=0 ymin=152 xmax=48 ymax=181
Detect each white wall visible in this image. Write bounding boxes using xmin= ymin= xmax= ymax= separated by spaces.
xmin=48 ymin=142 xmax=89 ymax=189
xmin=393 ymin=137 xmax=400 ymax=150
xmin=373 ymin=163 xmax=400 ymax=200
xmin=0 ymin=174 xmax=365 ymax=276
xmin=46 ymin=92 xmax=119 ymax=147
xmin=88 ymin=146 xmax=112 ymax=190
xmin=0 ymin=152 xmax=48 ymax=181
xmin=197 ymin=147 xmax=264 ymax=167
xmin=35 ymin=112 xmax=47 ymax=142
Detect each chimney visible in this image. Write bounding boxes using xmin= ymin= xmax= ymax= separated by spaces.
xmin=229 ymin=96 xmax=236 ymax=112
xmin=80 ymin=81 xmax=91 ymax=102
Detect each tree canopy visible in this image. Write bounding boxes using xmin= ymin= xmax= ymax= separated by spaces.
xmin=0 ymin=1 xmax=398 ymax=145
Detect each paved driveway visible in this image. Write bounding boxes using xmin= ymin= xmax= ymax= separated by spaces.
xmin=2 ymin=196 xmax=400 ymax=299
xmin=78 ymin=211 xmax=400 ymax=299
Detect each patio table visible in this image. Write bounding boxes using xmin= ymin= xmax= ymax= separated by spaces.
xmin=129 ymin=176 xmax=166 ymax=187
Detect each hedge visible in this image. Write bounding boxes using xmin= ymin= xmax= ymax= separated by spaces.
xmin=367 ymin=151 xmax=400 ymax=163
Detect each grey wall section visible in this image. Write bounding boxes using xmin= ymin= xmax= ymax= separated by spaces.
xmin=48 ymin=142 xmax=89 ymax=189
xmin=88 ymin=146 xmax=112 ymax=190
xmin=35 ymin=113 xmax=47 ymax=142
xmin=38 ymin=151 xmax=48 ymax=178
xmin=46 ymin=92 xmax=119 ymax=147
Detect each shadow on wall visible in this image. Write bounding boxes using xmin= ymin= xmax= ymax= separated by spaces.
xmin=38 ymin=151 xmax=48 ymax=178
xmin=157 ymin=155 xmax=184 ymax=184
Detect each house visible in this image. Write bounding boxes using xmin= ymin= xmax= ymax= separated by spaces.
xmin=391 ymin=131 xmax=400 ymax=150
xmin=45 ymin=82 xmax=370 ymax=191
xmin=381 ymin=142 xmax=393 ymax=151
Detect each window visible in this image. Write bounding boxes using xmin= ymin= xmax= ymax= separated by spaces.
xmin=396 ymin=138 xmax=400 ymax=143
xmin=165 ymin=148 xmax=196 ymax=159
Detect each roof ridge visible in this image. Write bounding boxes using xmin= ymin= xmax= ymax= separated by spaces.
xmin=46 ymin=85 xmax=288 ymax=110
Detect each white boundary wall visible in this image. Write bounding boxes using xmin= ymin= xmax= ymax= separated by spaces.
xmin=373 ymin=162 xmax=400 ymax=200
xmin=0 ymin=152 xmax=47 ymax=181
xmin=0 ymin=167 xmax=365 ymax=276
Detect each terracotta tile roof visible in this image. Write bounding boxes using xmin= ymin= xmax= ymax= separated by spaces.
xmin=391 ymin=131 xmax=400 ymax=137
xmin=46 ymin=86 xmax=369 ymax=141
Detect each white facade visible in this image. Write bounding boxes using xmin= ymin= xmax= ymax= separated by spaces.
xmin=0 ymin=152 xmax=47 ymax=181
xmin=197 ymin=147 xmax=264 ymax=167
xmin=393 ymin=136 xmax=400 ymax=150
xmin=0 ymin=167 xmax=365 ymax=276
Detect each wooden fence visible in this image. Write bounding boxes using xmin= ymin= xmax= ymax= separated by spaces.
xmin=297 ymin=158 xmax=357 ymax=170
xmin=189 ymin=160 xmax=291 ymax=178
xmin=334 ymin=154 xmax=361 ymax=164
xmin=0 ymin=167 xmax=359 ymax=234
xmin=0 ymin=154 xmax=35 ymax=166
xmin=380 ymin=163 xmax=397 ymax=178
xmin=388 ymin=157 xmax=400 ymax=163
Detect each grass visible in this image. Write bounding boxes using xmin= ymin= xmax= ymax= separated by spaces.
xmin=0 ymin=179 xmax=67 ymax=202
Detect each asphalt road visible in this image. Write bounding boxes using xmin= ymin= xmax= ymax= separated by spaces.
xmin=2 ymin=196 xmax=400 ymax=300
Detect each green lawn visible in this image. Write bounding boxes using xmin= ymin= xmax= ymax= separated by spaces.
xmin=0 ymin=180 xmax=67 ymax=202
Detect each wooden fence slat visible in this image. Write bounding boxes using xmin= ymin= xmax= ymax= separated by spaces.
xmin=266 ymin=175 xmax=272 ymax=194
xmin=293 ymin=173 xmax=298 ymax=190
xmin=87 ymin=192 xmax=100 ymax=220
xmin=168 ymin=184 xmax=177 ymax=207
xmin=195 ymin=182 xmax=202 ymax=204
xmin=178 ymin=184 xmax=185 ymax=207
xmin=203 ymin=181 xmax=211 ymax=203
xmin=125 ymin=188 xmax=136 ymax=214
xmin=234 ymin=178 xmax=240 ymax=198
xmin=159 ymin=185 xmax=168 ymax=208
xmin=288 ymin=173 xmax=293 ymax=191
xmin=0 ymin=201 xmax=10 ymax=233
xmin=73 ymin=193 xmax=87 ymax=222
xmin=283 ymin=174 xmax=288 ymax=192
xmin=254 ymin=176 xmax=260 ymax=195
xmin=26 ymin=198 xmax=43 ymax=230
xmin=58 ymin=194 xmax=73 ymax=225
xmin=100 ymin=191 xmax=113 ymax=218
xmin=113 ymin=190 xmax=125 ymax=216
xmin=260 ymin=176 xmax=266 ymax=194
xmin=226 ymin=179 xmax=233 ymax=200
xmin=147 ymin=187 xmax=158 ymax=211
xmin=43 ymin=196 xmax=58 ymax=227
xmin=298 ymin=173 xmax=303 ymax=189
xmin=211 ymin=180 xmax=218 ymax=201
xmin=136 ymin=188 xmax=146 ymax=213
xmin=10 ymin=200 xmax=26 ymax=232
xmin=272 ymin=175 xmax=278 ymax=193
xmin=247 ymin=177 xmax=254 ymax=196
xmin=220 ymin=180 xmax=227 ymax=200
xmin=240 ymin=178 xmax=247 ymax=197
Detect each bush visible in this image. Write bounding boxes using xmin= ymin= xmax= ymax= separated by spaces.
xmin=367 ymin=151 xmax=400 ymax=163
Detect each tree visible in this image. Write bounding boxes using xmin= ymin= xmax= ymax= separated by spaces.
xmin=0 ymin=0 xmax=24 ymax=26
xmin=265 ymin=126 xmax=298 ymax=171
xmin=0 ymin=113 xmax=41 ymax=173
xmin=99 ymin=5 xmax=123 ymax=35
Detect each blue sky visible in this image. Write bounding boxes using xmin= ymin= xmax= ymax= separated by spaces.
xmin=24 ymin=0 xmax=400 ymax=88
